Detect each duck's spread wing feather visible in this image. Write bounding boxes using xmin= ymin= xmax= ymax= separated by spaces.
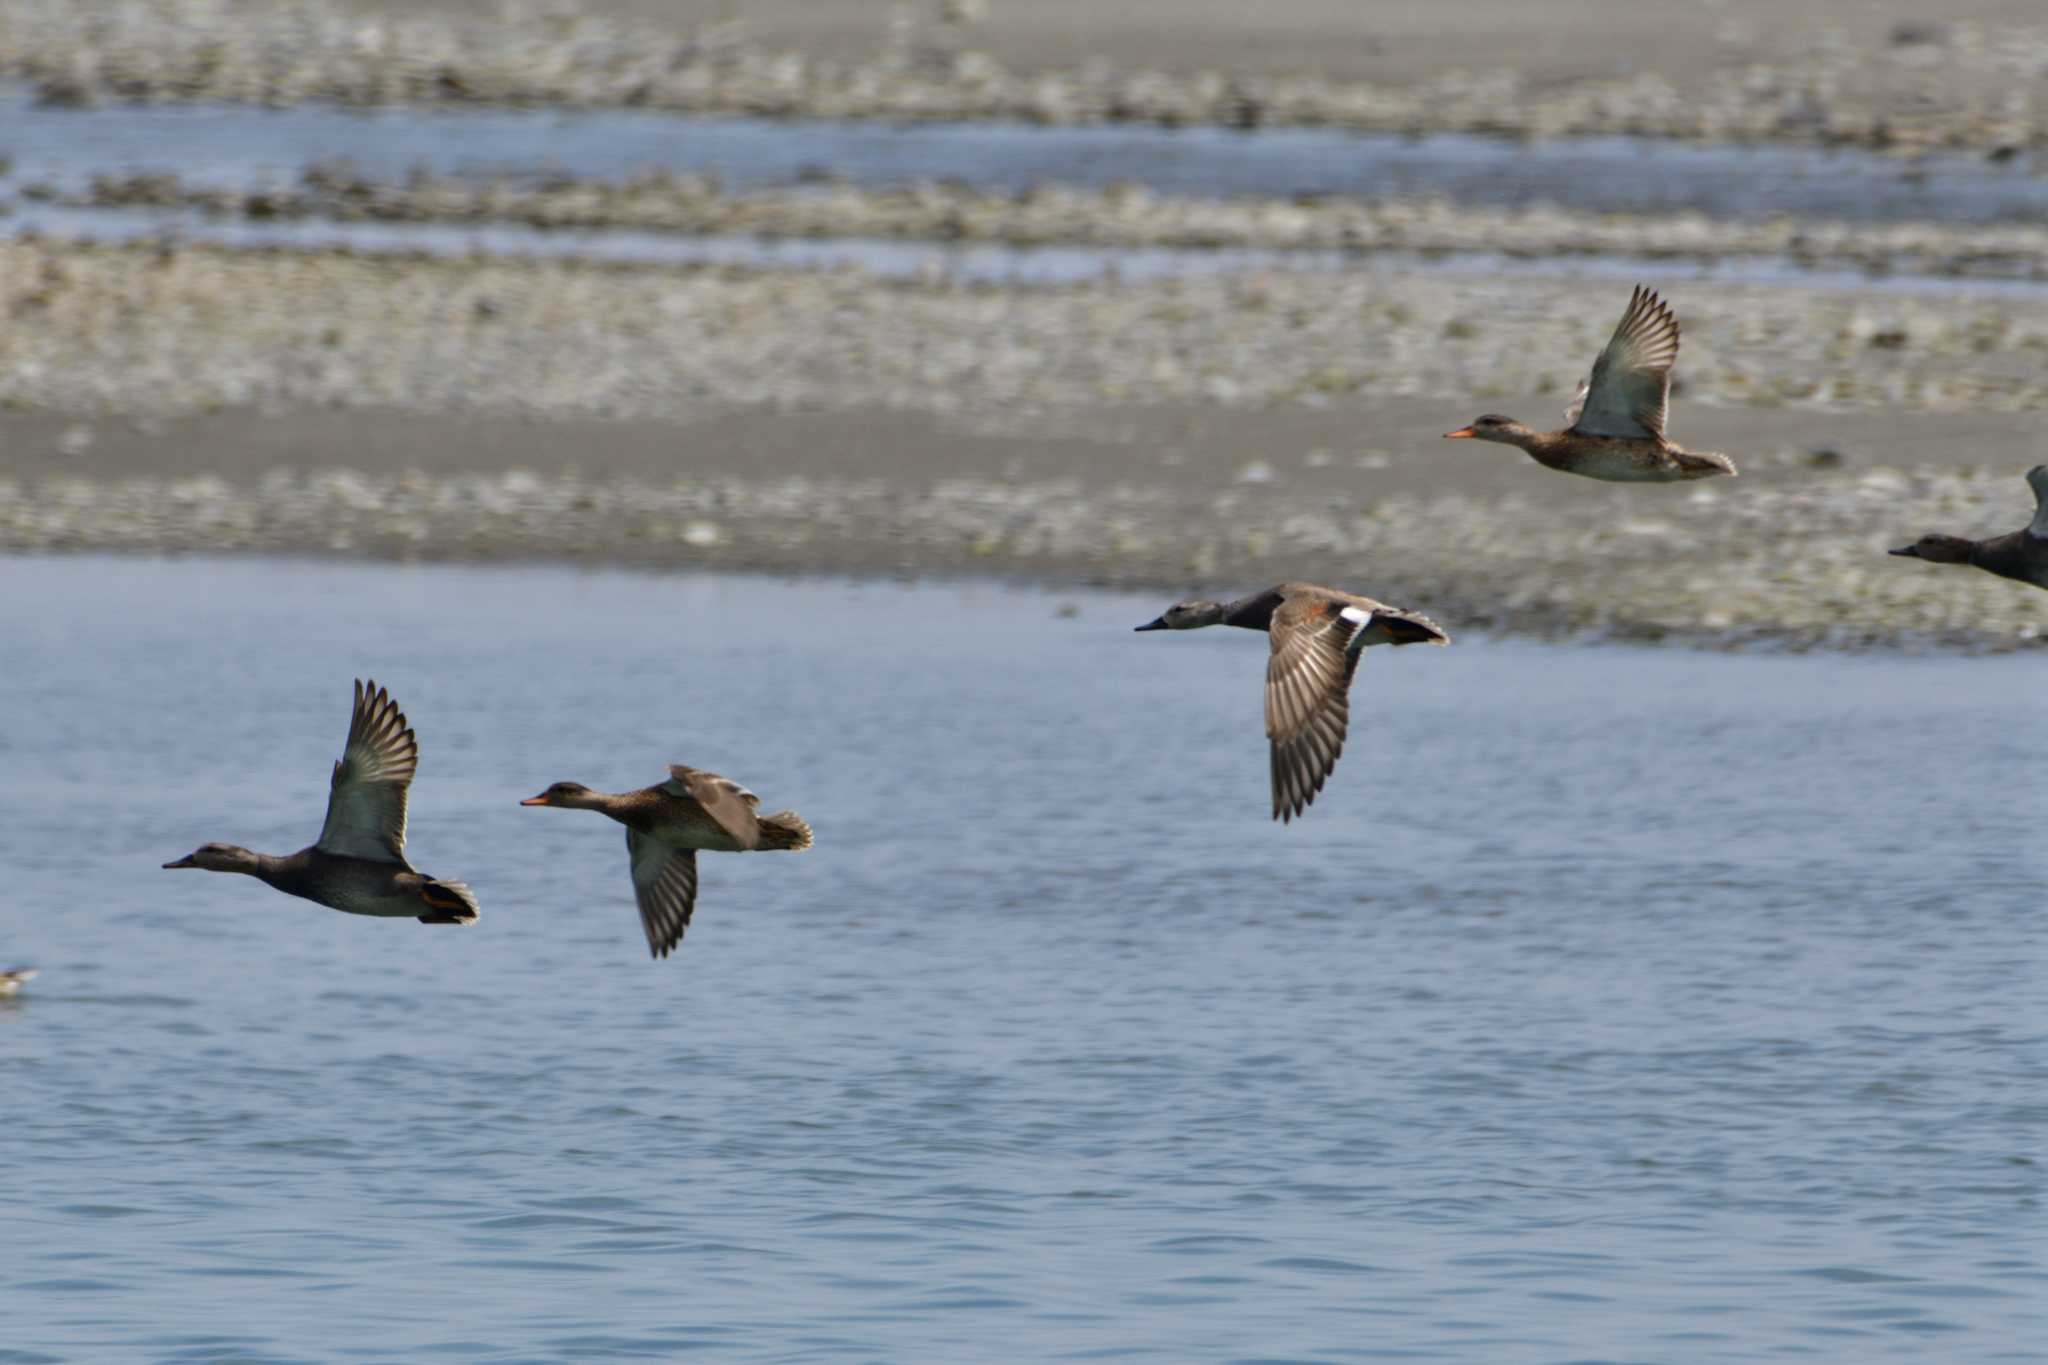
xmin=661 ymin=765 xmax=762 ymax=848
xmin=1568 ymin=285 xmax=1680 ymax=442
xmin=627 ymin=829 xmax=698 ymax=959
xmin=1263 ymin=598 xmax=1368 ymax=824
xmin=315 ymin=679 xmax=417 ymax=865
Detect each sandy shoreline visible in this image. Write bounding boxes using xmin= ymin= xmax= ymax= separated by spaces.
xmin=5 ymin=0 xmax=2048 ymax=150
xmin=6 ymin=403 xmax=2043 ymax=652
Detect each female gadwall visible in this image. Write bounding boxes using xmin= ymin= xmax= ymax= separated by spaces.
xmin=0 ymin=968 xmax=38 ymax=997
xmin=1888 ymin=465 xmax=2048 ymax=591
xmin=162 ymin=680 xmax=479 ymax=924
xmin=1444 ymin=285 xmax=1737 ymax=482
xmin=1136 ymin=583 xmax=1448 ymax=822
xmin=520 ymin=765 xmax=812 ymax=959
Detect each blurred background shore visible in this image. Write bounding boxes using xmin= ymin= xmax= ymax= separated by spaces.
xmin=3 ymin=0 xmax=2046 ymax=647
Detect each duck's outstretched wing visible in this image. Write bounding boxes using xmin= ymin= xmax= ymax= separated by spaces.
xmin=1566 ymin=285 xmax=1680 ymax=441
xmin=2028 ymin=465 xmax=2048 ymax=538
xmin=1263 ymin=597 xmax=1370 ymax=824
xmin=315 ymin=679 xmax=417 ymax=866
xmin=627 ymin=829 xmax=697 ymax=959
xmin=662 ymin=764 xmax=762 ymax=848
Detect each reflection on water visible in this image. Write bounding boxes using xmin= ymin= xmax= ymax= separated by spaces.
xmin=1 ymin=557 xmax=2043 ymax=1360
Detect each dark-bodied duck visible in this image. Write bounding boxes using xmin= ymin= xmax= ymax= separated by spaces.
xmin=162 ymin=680 xmax=479 ymax=925
xmin=1444 ymin=285 xmax=1736 ymax=482
xmin=1888 ymin=465 xmax=2048 ymax=591
xmin=1136 ymin=583 xmax=1448 ymax=823
xmin=520 ymin=766 xmax=812 ymax=959
xmin=0 ymin=968 xmax=38 ymax=997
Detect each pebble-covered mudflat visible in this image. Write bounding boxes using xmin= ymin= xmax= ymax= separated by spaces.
xmin=4 ymin=0 xmax=2048 ymax=152
xmin=5 ymin=456 xmax=2040 ymax=651
xmin=0 ymin=236 xmax=2042 ymax=651
xmin=2 ymin=239 xmax=2046 ymax=420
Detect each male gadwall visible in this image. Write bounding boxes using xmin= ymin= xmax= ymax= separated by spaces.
xmin=520 ymin=765 xmax=812 ymax=959
xmin=1888 ymin=465 xmax=2048 ymax=591
xmin=1136 ymin=583 xmax=1448 ymax=822
xmin=162 ymin=680 xmax=479 ymax=924
xmin=1445 ymin=285 xmax=1737 ymax=482
xmin=0 ymin=968 xmax=38 ymax=997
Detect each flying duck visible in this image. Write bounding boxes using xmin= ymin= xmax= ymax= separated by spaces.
xmin=162 ymin=680 xmax=479 ymax=924
xmin=520 ymin=766 xmax=812 ymax=958
xmin=1136 ymin=582 xmax=1449 ymax=822
xmin=1444 ymin=285 xmax=1737 ymax=482
xmin=1889 ymin=465 xmax=2048 ymax=590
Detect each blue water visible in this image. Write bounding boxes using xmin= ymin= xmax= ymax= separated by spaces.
xmin=2 ymin=557 xmax=2044 ymax=1361
xmin=0 ymin=87 xmax=2043 ymax=224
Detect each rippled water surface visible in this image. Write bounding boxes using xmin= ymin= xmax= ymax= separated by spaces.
xmin=3 ymin=558 xmax=2044 ymax=1362
xmin=3 ymin=89 xmax=2044 ymax=223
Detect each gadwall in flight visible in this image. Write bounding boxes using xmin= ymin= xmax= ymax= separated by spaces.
xmin=162 ymin=680 xmax=479 ymax=924
xmin=1445 ymin=285 xmax=1737 ymax=482
xmin=520 ymin=765 xmax=812 ymax=959
xmin=1888 ymin=465 xmax=2048 ymax=591
xmin=1137 ymin=582 xmax=1449 ymax=822
xmin=0 ymin=968 xmax=38 ymax=997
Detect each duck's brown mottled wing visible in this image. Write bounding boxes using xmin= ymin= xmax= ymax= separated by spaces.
xmin=1263 ymin=597 xmax=1369 ymax=824
xmin=661 ymin=765 xmax=762 ymax=848
xmin=1567 ymin=285 xmax=1680 ymax=442
xmin=315 ymin=679 xmax=417 ymax=866
xmin=626 ymin=829 xmax=697 ymax=959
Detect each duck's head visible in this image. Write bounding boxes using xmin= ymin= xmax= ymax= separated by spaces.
xmin=1135 ymin=599 xmax=1226 ymax=631
xmin=520 ymin=781 xmax=600 ymax=809
xmin=162 ymin=842 xmax=260 ymax=873
xmin=1888 ymin=533 xmax=1977 ymax=565
xmin=1443 ymin=414 xmax=1532 ymax=445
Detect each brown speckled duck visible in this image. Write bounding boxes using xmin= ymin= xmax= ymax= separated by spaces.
xmin=1888 ymin=465 xmax=2048 ymax=591
xmin=520 ymin=766 xmax=812 ymax=959
xmin=1136 ymin=583 xmax=1449 ymax=823
xmin=1444 ymin=285 xmax=1737 ymax=482
xmin=162 ymin=680 xmax=479 ymax=925
xmin=0 ymin=968 xmax=38 ymax=997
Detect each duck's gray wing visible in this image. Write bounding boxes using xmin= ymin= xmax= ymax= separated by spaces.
xmin=2028 ymin=465 xmax=2048 ymax=538
xmin=314 ymin=679 xmax=417 ymax=866
xmin=1567 ymin=285 xmax=1680 ymax=441
xmin=627 ymin=829 xmax=698 ymax=959
xmin=661 ymin=765 xmax=762 ymax=849
xmin=1263 ymin=597 xmax=1369 ymax=824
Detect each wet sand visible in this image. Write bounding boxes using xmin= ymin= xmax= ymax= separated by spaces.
xmin=6 ymin=400 xmax=2042 ymax=652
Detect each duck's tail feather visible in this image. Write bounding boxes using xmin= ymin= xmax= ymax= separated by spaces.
xmin=417 ymin=880 xmax=481 ymax=925
xmin=757 ymin=812 xmax=813 ymax=852
xmin=1677 ymin=449 xmax=1737 ymax=479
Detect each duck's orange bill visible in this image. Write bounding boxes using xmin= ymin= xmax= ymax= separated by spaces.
xmin=1443 ymin=427 xmax=1477 ymax=439
xmin=519 ymin=795 xmax=552 ymax=806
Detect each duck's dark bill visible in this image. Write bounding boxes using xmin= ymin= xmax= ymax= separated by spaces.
xmin=1134 ymin=618 xmax=1169 ymax=631
xmin=1887 ymin=545 xmax=1921 ymax=557
xmin=1443 ymin=427 xmax=1477 ymax=439
xmin=162 ymin=855 xmax=197 ymax=868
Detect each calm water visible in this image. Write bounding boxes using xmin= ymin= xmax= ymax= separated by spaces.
xmin=2 ymin=557 xmax=2043 ymax=1362
xmin=2 ymin=90 xmax=2043 ymax=223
